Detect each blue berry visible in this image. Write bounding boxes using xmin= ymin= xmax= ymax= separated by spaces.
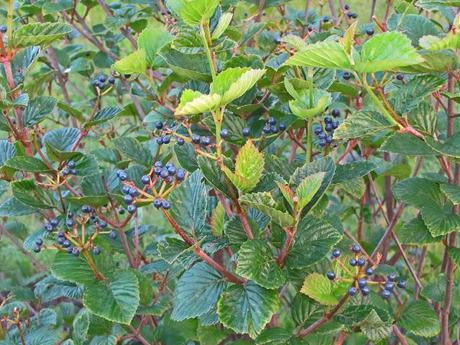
xmin=343 ymin=72 xmax=351 ymax=80
xmin=162 ymin=136 xmax=171 ymax=144
xmin=387 ymin=273 xmax=397 ymax=282
xmin=351 ymin=244 xmax=361 ymax=253
xmin=358 ymin=279 xmax=367 ymax=289
xmin=72 ymin=247 xmax=80 ymax=256
xmin=67 ymin=212 xmax=74 ymax=218
xmin=361 ymin=286 xmax=370 ymax=296
xmin=326 ymin=135 xmax=333 ymax=144
xmin=279 ymin=123 xmax=286 ymax=131
xmin=324 ymin=116 xmax=332 ymax=124
xmin=349 ymin=258 xmax=357 ymax=266
xmin=325 ymin=123 xmax=333 ymax=132
xmin=66 ymin=219 xmax=74 ymax=227
xmin=81 ymin=205 xmax=92 ymax=213
xmin=348 ymin=287 xmax=357 ymax=296
xmin=322 ymin=16 xmax=330 ymax=23
xmin=33 ymin=246 xmax=41 ymax=253
xmin=201 ymin=136 xmax=211 ymax=146
xmin=160 ymin=168 xmax=169 ymax=179
xmin=381 ymin=289 xmax=391 ymax=299
xmin=161 ymin=200 xmax=170 ymax=209
xmin=397 ymin=280 xmax=407 ymax=289
xmin=366 ymin=28 xmax=374 ymax=36
xmin=326 ymin=271 xmax=335 ymax=280
xmin=109 ymin=230 xmax=117 ymax=239
xmin=98 ymin=75 xmax=106 ymax=83
xmin=0 ymin=26 xmax=7 ymax=33
xmin=141 ymin=175 xmax=150 ymax=185
xmin=67 ymin=160 xmax=76 ymax=168
xmin=221 ymin=129 xmax=229 ymax=138
xmin=318 ymin=132 xmax=327 ymax=140
xmin=176 ymin=137 xmax=185 ymax=145
xmin=122 ymin=185 xmax=130 ymax=194
xmin=99 ymin=221 xmax=107 ymax=228
xmin=267 ymin=117 xmax=276 ymax=125
xmin=50 ymin=218 xmax=59 ymax=227
xmin=332 ymin=120 xmax=339 ymax=129
xmin=242 ymin=127 xmax=250 ymax=136
xmin=119 ymin=208 xmax=125 ymax=215
xmin=62 ymin=240 xmax=71 ymax=248
xmin=384 ymin=282 xmax=395 ymax=291
xmin=57 ymin=237 xmax=65 ymax=245
xmin=128 ymin=188 xmax=138 ymax=197
xmin=156 ymin=137 xmax=164 ymax=145
xmin=93 ymin=246 xmax=101 ymax=255
xmin=127 ymin=204 xmax=137 ymax=214
xmin=154 ymin=161 xmax=162 ymax=168
xmin=357 ymin=257 xmax=366 ymax=267
xmin=62 ymin=167 xmax=70 ymax=176
xmin=318 ymin=138 xmax=327 ymax=147
xmin=396 ymin=74 xmax=404 ymax=81
xmin=70 ymin=168 xmax=77 ymax=175
xmin=314 ymin=126 xmax=323 ymax=135
xmin=108 ymin=76 xmax=115 ymax=84
xmin=270 ymin=125 xmax=278 ymax=133
xmin=57 ymin=231 xmax=65 ymax=238
xmin=262 ymin=125 xmax=271 ymax=134
xmin=154 ymin=167 xmax=162 ymax=176
xmin=44 ymin=223 xmax=53 ymax=232
xmin=365 ymin=267 xmax=374 ymax=276
xmin=124 ymin=194 xmax=133 ymax=204
xmin=167 ymin=165 xmax=176 ymax=175
xmin=153 ymin=199 xmax=162 ymax=209
xmin=331 ymin=109 xmax=341 ymax=117
xmin=117 ymin=170 xmax=127 ymax=181
xmin=66 ymin=247 xmax=73 ymax=254
xmin=35 ymin=238 xmax=43 ymax=246
xmin=176 ymin=169 xmax=186 ymax=181
xmin=332 ymin=248 xmax=341 ymax=258
xmin=155 ymin=121 xmax=163 ymax=130
xmin=192 ymin=134 xmax=201 ymax=144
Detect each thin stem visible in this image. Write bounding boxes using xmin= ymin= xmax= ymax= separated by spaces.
xmin=306 ymin=118 xmax=313 ymax=162
xmin=200 ymin=20 xmax=217 ymax=79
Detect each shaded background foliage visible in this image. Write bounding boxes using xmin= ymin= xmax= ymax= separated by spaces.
xmin=0 ymin=0 xmax=459 ymax=344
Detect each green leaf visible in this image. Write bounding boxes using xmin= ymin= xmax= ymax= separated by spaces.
xmin=12 ymin=179 xmax=51 ymax=209
xmin=0 ymin=140 xmax=17 ymax=166
xmin=210 ymin=203 xmax=225 ymax=237
xmin=113 ymin=137 xmax=152 ymax=166
xmin=448 ymin=247 xmax=460 ymax=266
xmin=23 ymin=96 xmax=56 ymax=127
xmin=171 ymin=262 xmax=227 ymax=321
xmin=425 ymin=132 xmax=460 ymax=159
xmin=396 ymin=217 xmax=442 ymax=245
xmin=5 ymin=156 xmax=52 ymax=173
xmin=236 ymin=240 xmax=285 ymax=289
xmin=175 ymin=89 xmax=221 ymax=115
xmin=169 ymin=170 xmax=208 ymax=236
xmin=398 ymin=301 xmax=440 ymax=337
xmin=288 ymin=89 xmax=331 ymax=119
xmin=83 ymin=270 xmax=139 ymax=325
xmin=426 ymin=32 xmax=460 ymax=51
xmin=210 ymin=68 xmax=266 ymax=105
xmin=224 ymin=140 xmax=264 ymax=193
xmin=355 ymin=32 xmax=423 ymax=73
xmin=212 ymin=12 xmax=233 ymax=39
xmin=441 ymin=184 xmax=460 ymax=204
xmin=380 ymin=133 xmax=435 ymax=156
xmin=85 ymin=106 xmax=121 ymax=127
xmin=255 ymin=327 xmax=292 ymax=345
xmin=51 ymin=252 xmax=98 ymax=285
xmin=197 ymin=155 xmax=232 ymax=198
xmin=357 ymin=310 xmax=391 ymax=341
xmin=396 ymin=14 xmax=441 ymax=46
xmin=286 ymin=216 xmax=342 ymax=269
xmin=73 ymin=309 xmax=90 ymax=345
xmin=0 ymin=197 xmax=38 ymax=216
xmin=160 ymin=49 xmax=211 ymax=81
xmin=300 ymin=273 xmax=338 ymax=305
xmin=421 ymin=202 xmax=460 ymax=237
xmin=332 ymin=161 xmax=375 ymax=184
xmin=296 ymin=172 xmax=324 ymax=211
xmin=138 ymin=25 xmax=172 ymax=66
xmin=217 ymin=281 xmax=279 ymax=339
xmin=175 ymin=0 xmax=220 ymax=26
xmin=43 ymin=127 xmax=81 ymax=161
xmin=393 ymin=177 xmax=443 ymax=208
xmin=13 ymin=22 xmax=72 ymax=48
xmin=239 ymin=192 xmax=294 ymax=227
xmin=113 ymin=50 xmax=147 ymax=75
xmin=197 ymin=325 xmax=232 ymax=345
xmin=286 ymin=40 xmax=352 ymax=70
xmin=334 ymin=111 xmax=395 ymax=140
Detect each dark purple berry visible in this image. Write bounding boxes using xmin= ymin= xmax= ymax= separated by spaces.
xmin=119 ymin=208 xmax=125 ymax=215
xmin=319 ymin=138 xmax=327 ymax=147
xmin=0 ymin=26 xmax=7 ymax=33
xmin=66 ymin=219 xmax=74 ymax=227
xmin=154 ymin=161 xmax=162 ymax=168
xmin=314 ymin=126 xmax=323 ymax=135
xmin=141 ymin=175 xmax=150 ymax=185
xmin=67 ymin=212 xmax=74 ymax=218
xmin=127 ymin=204 xmax=137 ymax=214
xmin=109 ymin=230 xmax=117 ymax=239
xmin=220 ymin=129 xmax=229 ymax=138
xmin=154 ymin=166 xmax=162 ymax=176
xmin=318 ymin=132 xmax=327 ymax=140
xmin=167 ymin=165 xmax=176 ymax=175
xmin=343 ymin=72 xmax=351 ymax=80
xmin=153 ymin=199 xmax=162 ymax=209
xmin=242 ymin=127 xmax=250 ymax=136
xmin=160 ymin=168 xmax=169 ymax=179
xmin=324 ymin=116 xmax=332 ymax=124
xmin=72 ymin=247 xmax=80 ymax=256
xmin=57 ymin=237 xmax=65 ymax=245
xmin=331 ymin=109 xmax=341 ymax=117
xmin=387 ymin=273 xmax=397 ymax=282
xmin=62 ymin=240 xmax=71 ymax=248
xmin=351 ymin=244 xmax=361 ymax=253
xmin=117 ymin=170 xmax=127 ymax=181
xmin=161 ymin=200 xmax=170 ymax=209
xmin=279 ymin=123 xmax=286 ymax=131
xmin=62 ymin=167 xmax=70 ymax=176
xmin=99 ymin=221 xmax=107 ymax=228
xmin=322 ymin=16 xmax=330 ymax=23
xmin=98 ymin=75 xmax=106 ymax=83
xmin=93 ymin=246 xmax=101 ymax=255
xmin=124 ymin=194 xmax=133 ymax=204
xmin=361 ymin=286 xmax=370 ymax=296
xmin=381 ymin=289 xmax=391 ymax=299
xmin=270 ymin=125 xmax=278 ymax=133
xmin=396 ymin=74 xmax=404 ymax=81
xmin=57 ymin=231 xmax=65 ymax=238
xmin=262 ymin=125 xmax=271 ymax=134
xmin=357 ymin=257 xmax=366 ymax=267
xmin=349 ymin=258 xmax=357 ymax=266
xmin=35 ymin=238 xmax=43 ymax=246
xmin=332 ymin=120 xmax=339 ymax=129
xmin=201 ymin=136 xmax=211 ymax=146
xmin=358 ymin=279 xmax=367 ymax=289
xmin=332 ymin=248 xmax=341 ymax=258
xmin=176 ymin=137 xmax=185 ymax=145
xmin=162 ymin=136 xmax=171 ymax=144
xmin=44 ymin=223 xmax=53 ymax=232
xmin=384 ymin=282 xmax=395 ymax=291
xmin=192 ymin=134 xmax=201 ymax=144
xmin=366 ymin=267 xmax=374 ymax=276
xmin=128 ymin=188 xmax=138 ymax=197
xmin=344 ymin=4 xmax=350 ymax=10
xmin=176 ymin=169 xmax=186 ymax=181
xmin=66 ymin=247 xmax=73 ymax=254
xmin=325 ymin=123 xmax=333 ymax=132
xmin=155 ymin=121 xmax=163 ymax=130
xmin=267 ymin=117 xmax=276 ymax=125
xmin=108 ymin=76 xmax=115 ymax=84
xmin=326 ymin=271 xmax=335 ymax=280
xmin=68 ymin=160 xmax=76 ymax=168
xmin=33 ymin=246 xmax=41 ymax=253
xmin=81 ymin=205 xmax=92 ymax=213
xmin=156 ymin=137 xmax=164 ymax=145
xmin=366 ymin=28 xmax=374 ymax=36
xmin=348 ymin=287 xmax=357 ymax=296
xmin=122 ymin=185 xmax=130 ymax=194
xmin=397 ymin=280 xmax=407 ymax=289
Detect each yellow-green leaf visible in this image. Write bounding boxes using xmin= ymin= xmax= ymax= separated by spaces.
xmin=175 ymin=89 xmax=221 ymax=115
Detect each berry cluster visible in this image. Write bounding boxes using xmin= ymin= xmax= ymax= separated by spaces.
xmin=261 ymin=117 xmax=287 ymax=135
xmin=314 ymin=110 xmax=340 ymax=147
xmin=327 ymin=244 xmax=407 ymax=299
xmin=61 ymin=160 xmax=77 ymax=176
xmin=92 ymin=74 xmax=115 ymax=90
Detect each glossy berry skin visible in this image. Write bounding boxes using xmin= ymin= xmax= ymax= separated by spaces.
xmin=192 ymin=134 xmax=201 ymax=144
xmin=325 ymin=123 xmax=333 ymax=132
xmin=343 ymin=72 xmax=352 ymax=80
xmin=397 ymin=280 xmax=407 ymax=289
xmin=351 ymin=244 xmax=361 ymax=253
xmin=220 ymin=129 xmax=229 ymax=138
xmin=108 ymin=76 xmax=115 ymax=84
xmin=161 ymin=200 xmax=170 ymax=210
xmin=396 ymin=74 xmax=404 ymax=81
xmin=361 ymin=286 xmax=370 ymax=296
xmin=162 ymin=136 xmax=171 ymax=144
xmin=66 ymin=219 xmax=74 ymax=227
xmin=153 ymin=199 xmax=162 ymax=209
xmin=326 ymin=272 xmax=335 ymax=280
xmin=57 ymin=231 xmax=65 ymax=238
xmin=99 ymin=221 xmax=107 ymax=229
xmin=44 ymin=223 xmax=53 ymax=232
xmin=0 ymin=26 xmax=7 ymax=33
xmin=201 ymin=136 xmax=211 ymax=146
xmin=156 ymin=137 xmax=164 ymax=145
xmin=387 ymin=273 xmax=397 ymax=282
xmin=366 ymin=28 xmax=374 ymax=36
xmin=357 ymin=257 xmax=366 ymax=267
xmin=318 ymin=132 xmax=327 ymax=140
xmin=176 ymin=137 xmax=185 ymax=145
xmin=160 ymin=168 xmax=169 ymax=179
xmin=141 ymin=175 xmax=150 ymax=185
xmin=270 ymin=125 xmax=278 ymax=134
xmin=167 ymin=166 xmax=176 ymax=175
xmin=57 ymin=237 xmax=65 ymax=245
xmin=154 ymin=161 xmax=162 ymax=168
xmin=331 ymin=109 xmax=340 ymax=117
xmin=365 ymin=267 xmax=374 ymax=276
xmin=155 ymin=121 xmax=163 ymax=130
xmin=322 ymin=16 xmax=330 ymax=23
xmin=66 ymin=247 xmax=73 ymax=254
xmin=349 ymin=258 xmax=357 ymax=266
xmin=332 ymin=248 xmax=341 ymax=258
xmin=127 ymin=204 xmax=137 ymax=214
xmin=267 ymin=117 xmax=276 ymax=125
xmin=117 ymin=170 xmax=127 ymax=181
xmin=314 ymin=127 xmax=323 ymax=135
xmin=50 ymin=218 xmax=59 ymax=227
xmin=109 ymin=230 xmax=117 ymax=239
xmin=344 ymin=4 xmax=350 ymax=10
xmin=358 ymin=279 xmax=367 ymax=289
xmin=33 ymin=246 xmax=41 ymax=253
xmin=62 ymin=167 xmax=70 ymax=176
xmin=242 ymin=127 xmax=250 ymax=137
xmin=262 ymin=125 xmax=271 ymax=134
xmin=72 ymin=248 xmax=80 ymax=256
xmin=348 ymin=287 xmax=357 ymax=296
xmin=124 ymin=195 xmax=134 ymax=204
xmin=62 ymin=240 xmax=71 ymax=248
xmin=119 ymin=208 xmax=126 ymax=215
xmin=35 ymin=239 xmax=43 ymax=246
xmin=122 ymin=185 xmax=130 ymax=194
xmin=93 ymin=246 xmax=101 ymax=255
xmin=318 ymin=138 xmax=327 ymax=147
xmin=384 ymin=282 xmax=395 ymax=291
xmin=176 ymin=169 xmax=186 ymax=181
xmin=332 ymin=120 xmax=339 ymax=129
xmin=324 ymin=116 xmax=332 ymax=124
xmin=128 ymin=188 xmax=138 ymax=197
xmin=68 ymin=160 xmax=76 ymax=168
xmin=381 ymin=289 xmax=392 ymax=299
xmin=279 ymin=123 xmax=286 ymax=131
xmin=154 ymin=167 xmax=162 ymax=176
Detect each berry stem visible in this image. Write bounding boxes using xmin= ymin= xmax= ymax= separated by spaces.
xmin=305 ymin=118 xmax=313 ymax=162
xmin=82 ymin=250 xmax=105 ymax=281
xmin=200 ymin=19 xmax=217 ymax=80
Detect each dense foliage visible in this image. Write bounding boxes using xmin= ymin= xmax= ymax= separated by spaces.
xmin=1 ymin=0 xmax=460 ymax=344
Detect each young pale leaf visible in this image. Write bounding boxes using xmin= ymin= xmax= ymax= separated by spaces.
xmin=138 ymin=25 xmax=172 ymax=66
xmin=286 ymin=41 xmax=352 ymax=70
xmin=212 ymin=13 xmax=233 ymax=39
xmin=113 ymin=50 xmax=147 ymax=74
xmin=333 ymin=111 xmax=395 ymax=140
xmin=234 ymin=140 xmax=264 ymax=192
xmin=340 ymin=21 xmax=358 ymax=55
xmin=355 ymin=32 xmax=423 ymax=73
xmin=175 ymin=89 xmax=221 ymax=115
xmin=398 ymin=301 xmax=440 ymax=337
xmin=83 ymin=270 xmax=139 ymax=325
xmin=296 ymin=172 xmax=325 ymax=212
xmin=210 ymin=68 xmax=266 ymax=105
xmin=176 ymin=0 xmax=220 ymax=26
xmin=239 ymin=192 xmax=294 ymax=227
xmin=73 ymin=309 xmax=90 ymax=345
xmin=300 ymin=273 xmax=338 ymax=305
xmin=13 ymin=22 xmax=72 ymax=48
xmin=217 ymin=281 xmax=279 ymax=339
xmin=171 ymin=262 xmax=227 ymax=321
xmin=276 ymin=182 xmax=294 ymax=209
xmin=288 ymin=89 xmax=331 ymax=119
xmin=236 ymin=240 xmax=285 ymax=289
xmin=210 ymin=203 xmax=225 ymax=237
xmin=425 ymin=132 xmax=460 ymax=159
xmin=356 ymin=310 xmax=391 ymax=342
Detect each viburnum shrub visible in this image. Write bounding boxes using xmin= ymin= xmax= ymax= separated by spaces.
xmin=1 ymin=0 xmax=460 ymax=344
